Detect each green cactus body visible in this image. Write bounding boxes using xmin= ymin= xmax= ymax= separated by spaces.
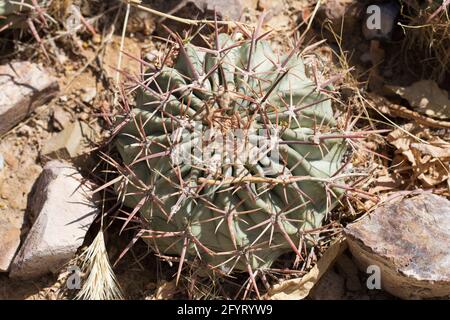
xmin=0 ymin=0 xmax=35 ymax=16
xmin=115 ymin=34 xmax=347 ymax=272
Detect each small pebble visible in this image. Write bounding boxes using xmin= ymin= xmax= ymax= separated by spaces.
xmin=81 ymin=87 xmax=97 ymax=104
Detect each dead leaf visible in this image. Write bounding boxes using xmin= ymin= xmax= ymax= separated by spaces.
xmin=387 ymin=80 xmax=450 ymax=120
xmin=411 ymin=142 xmax=450 ymax=158
xmin=371 ymin=172 xmax=404 ymax=193
xmin=151 ymin=280 xmax=177 ymax=300
xmin=264 ymin=237 xmax=347 ymax=300
xmin=387 ymin=123 xmax=450 ymax=188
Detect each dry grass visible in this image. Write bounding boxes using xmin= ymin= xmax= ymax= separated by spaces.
xmin=399 ymin=0 xmax=450 ymax=83
xmin=75 ymin=231 xmax=124 ymax=300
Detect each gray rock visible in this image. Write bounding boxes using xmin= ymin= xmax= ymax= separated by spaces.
xmin=41 ymin=121 xmax=95 ymax=161
xmin=314 ymin=0 xmax=364 ymax=43
xmin=0 ymin=61 xmax=59 ymax=135
xmin=336 ymin=254 xmax=362 ymax=292
xmin=0 ymin=220 xmax=21 ymax=272
xmin=81 ymin=87 xmax=97 ymax=104
xmin=345 ymin=193 xmax=450 ymax=299
xmin=362 ymin=1 xmax=400 ymax=41
xmin=310 ymin=269 xmax=345 ymax=300
xmin=149 ymin=0 xmax=243 ymax=39
xmin=51 ymin=107 xmax=71 ymax=131
xmin=9 ymin=161 xmax=98 ymax=279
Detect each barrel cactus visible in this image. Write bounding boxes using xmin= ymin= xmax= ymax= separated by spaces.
xmin=0 ymin=0 xmax=39 ymax=16
xmin=0 ymin=0 xmax=21 ymax=16
xmin=114 ymin=32 xmax=347 ymax=279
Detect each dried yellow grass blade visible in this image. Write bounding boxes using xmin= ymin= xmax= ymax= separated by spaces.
xmin=75 ymin=231 xmax=124 ymax=300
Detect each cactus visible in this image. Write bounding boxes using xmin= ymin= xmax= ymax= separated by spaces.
xmin=0 ymin=0 xmax=37 ymax=16
xmin=114 ymin=31 xmax=348 ymax=284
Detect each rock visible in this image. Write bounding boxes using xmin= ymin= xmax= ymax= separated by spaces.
xmin=362 ymin=1 xmax=400 ymax=42
xmin=0 ymin=153 xmax=3 ymax=171
xmin=1 ymin=149 xmax=18 ymax=170
xmin=336 ymin=253 xmax=362 ymax=292
xmin=257 ymin=0 xmax=270 ymax=11
xmin=128 ymin=6 xmax=156 ymax=36
xmin=51 ymin=107 xmax=71 ymax=131
xmin=41 ymin=121 xmax=95 ymax=161
xmin=242 ymin=0 xmax=258 ymax=10
xmin=16 ymin=125 xmax=33 ymax=138
xmin=148 ymin=0 xmax=243 ymax=38
xmin=258 ymin=1 xmax=288 ymax=31
xmin=81 ymin=87 xmax=97 ymax=104
xmin=386 ymin=80 xmax=450 ymax=121
xmin=9 ymin=160 xmax=98 ymax=279
xmin=345 ymin=193 xmax=450 ymax=299
xmin=0 ymin=221 xmax=21 ymax=272
xmin=0 ymin=61 xmax=59 ymax=135
xmin=310 ymin=269 xmax=345 ymax=300
xmin=314 ymin=0 xmax=364 ymax=43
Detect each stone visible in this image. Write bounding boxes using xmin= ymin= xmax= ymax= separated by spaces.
xmin=0 ymin=61 xmax=59 ymax=135
xmin=336 ymin=253 xmax=362 ymax=292
xmin=148 ymin=0 xmax=243 ymax=39
xmin=9 ymin=160 xmax=98 ymax=279
xmin=81 ymin=87 xmax=97 ymax=104
xmin=257 ymin=0 xmax=270 ymax=11
xmin=314 ymin=0 xmax=365 ymax=43
xmin=242 ymin=0 xmax=258 ymax=10
xmin=345 ymin=193 xmax=450 ymax=299
xmin=362 ymin=1 xmax=400 ymax=42
xmin=41 ymin=121 xmax=95 ymax=161
xmin=128 ymin=6 xmax=156 ymax=36
xmin=310 ymin=269 xmax=345 ymax=300
xmin=51 ymin=107 xmax=71 ymax=131
xmin=0 ymin=220 xmax=21 ymax=272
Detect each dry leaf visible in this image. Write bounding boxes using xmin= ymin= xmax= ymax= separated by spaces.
xmin=151 ymin=280 xmax=177 ymax=300
xmin=264 ymin=237 xmax=347 ymax=300
xmin=371 ymin=173 xmax=403 ymax=193
xmin=387 ymin=80 xmax=450 ymax=120
xmin=387 ymin=123 xmax=450 ymax=188
xmin=411 ymin=142 xmax=450 ymax=158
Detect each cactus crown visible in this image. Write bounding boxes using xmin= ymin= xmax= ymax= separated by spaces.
xmin=115 ymin=30 xmax=347 ymax=283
